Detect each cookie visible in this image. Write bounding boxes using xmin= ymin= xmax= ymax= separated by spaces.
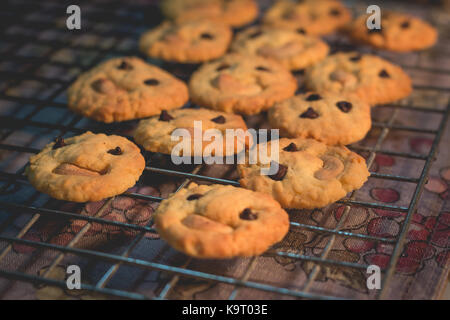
xmin=133 ymin=108 xmax=250 ymax=157
xmin=25 ymin=132 xmax=145 ymax=203
xmin=304 ymin=52 xmax=412 ymax=105
xmin=160 ymin=0 xmax=259 ymax=28
xmin=263 ymin=0 xmax=352 ymax=36
xmin=347 ymin=11 xmax=438 ymax=52
xmin=231 ymin=26 xmax=329 ymax=71
xmin=268 ymin=92 xmax=371 ymax=145
xmin=139 ymin=20 xmax=232 ymax=63
xmin=67 ymin=57 xmax=189 ymax=123
xmin=238 ymin=138 xmax=370 ymax=209
xmin=189 ymin=53 xmax=298 ymax=115
xmin=154 ymin=183 xmax=289 ymax=258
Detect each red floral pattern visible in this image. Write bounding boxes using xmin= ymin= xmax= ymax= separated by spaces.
xmin=409 ymin=137 xmax=433 ymax=154
xmin=375 ymin=154 xmax=396 ymax=167
xmin=367 ymin=217 xmax=400 ymax=238
xmin=370 ymin=188 xmax=400 ymax=203
xmin=13 ymin=185 xmax=160 ymax=254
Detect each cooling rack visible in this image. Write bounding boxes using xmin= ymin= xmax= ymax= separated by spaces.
xmin=0 ymin=0 xmax=448 ymax=300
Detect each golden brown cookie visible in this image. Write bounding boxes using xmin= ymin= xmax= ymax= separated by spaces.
xmin=231 ymin=26 xmax=329 ymax=71
xmin=238 ymin=138 xmax=370 ymax=209
xmin=268 ymin=92 xmax=371 ymax=145
xmin=154 ymin=183 xmax=290 ymax=258
xmin=347 ymin=11 xmax=438 ymax=52
xmin=304 ymin=52 xmax=412 ymax=105
xmin=133 ymin=108 xmax=250 ymax=157
xmin=67 ymin=57 xmax=189 ymax=123
xmin=25 ymin=132 xmax=145 ymax=203
xmin=139 ymin=20 xmax=232 ymax=63
xmin=189 ymin=53 xmax=298 ymax=115
xmin=160 ymin=0 xmax=259 ymax=28
xmin=263 ymin=0 xmax=352 ymax=36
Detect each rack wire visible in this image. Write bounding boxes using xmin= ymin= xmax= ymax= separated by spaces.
xmin=0 ymin=0 xmax=449 ymax=300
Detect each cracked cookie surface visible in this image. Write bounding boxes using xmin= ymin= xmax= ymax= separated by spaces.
xmin=139 ymin=20 xmax=232 ymax=63
xmin=26 ymin=132 xmax=145 ymax=202
xmin=189 ymin=53 xmax=298 ymax=115
xmin=304 ymin=52 xmax=412 ymax=105
xmin=154 ymin=183 xmax=289 ymax=258
xmin=160 ymin=0 xmax=259 ymax=27
xmin=347 ymin=11 xmax=437 ymax=52
xmin=238 ymin=138 xmax=370 ymax=209
xmin=268 ymin=92 xmax=371 ymax=145
xmin=231 ymin=26 xmax=329 ymax=71
xmin=67 ymin=57 xmax=189 ymax=123
xmin=263 ymin=0 xmax=351 ymax=36
xmin=133 ymin=108 xmax=249 ymax=157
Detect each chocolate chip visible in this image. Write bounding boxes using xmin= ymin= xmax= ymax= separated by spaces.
xmin=239 ymin=208 xmax=257 ymax=221
xmin=329 ymin=8 xmax=341 ymax=16
xmin=297 ymin=28 xmax=306 ymax=35
xmin=159 ymin=110 xmax=174 ymax=122
xmin=268 ymin=162 xmax=288 ymax=181
xmin=117 ymin=60 xmax=133 ymax=70
xmin=187 ymin=194 xmax=202 ymax=201
xmin=108 ymin=146 xmax=123 ymax=155
xmin=216 ymin=64 xmax=230 ymax=72
xmin=249 ymin=30 xmax=263 ymax=39
xmin=283 ymin=143 xmax=297 ymax=152
xmin=350 ymin=54 xmax=362 ymax=62
xmin=300 ymin=107 xmax=319 ymax=119
xmin=401 ymin=21 xmax=410 ymax=29
xmin=52 ymin=137 xmax=66 ymax=150
xmin=144 ymin=79 xmax=160 ymax=86
xmin=379 ymin=69 xmax=390 ymax=78
xmin=336 ymin=101 xmax=352 ymax=113
xmin=200 ymin=33 xmax=214 ymax=40
xmin=368 ymin=28 xmax=382 ymax=34
xmin=211 ymin=115 xmax=226 ymax=124
xmin=305 ymin=94 xmax=322 ymax=101
xmin=256 ymin=66 xmax=270 ymax=72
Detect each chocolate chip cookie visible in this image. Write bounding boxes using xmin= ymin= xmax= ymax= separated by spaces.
xmin=133 ymin=108 xmax=250 ymax=157
xmin=263 ymin=0 xmax=352 ymax=36
xmin=347 ymin=11 xmax=438 ymax=52
xmin=268 ymin=92 xmax=371 ymax=145
xmin=161 ymin=0 xmax=259 ymax=28
xmin=154 ymin=183 xmax=289 ymax=258
xmin=231 ymin=26 xmax=329 ymax=71
xmin=139 ymin=20 xmax=232 ymax=63
xmin=67 ymin=57 xmax=189 ymax=123
xmin=26 ymin=132 xmax=145 ymax=203
xmin=238 ymin=138 xmax=370 ymax=209
xmin=189 ymin=53 xmax=298 ymax=115
xmin=304 ymin=52 xmax=412 ymax=105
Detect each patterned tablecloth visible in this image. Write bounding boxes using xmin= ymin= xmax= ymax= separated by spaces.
xmin=0 ymin=0 xmax=448 ymax=299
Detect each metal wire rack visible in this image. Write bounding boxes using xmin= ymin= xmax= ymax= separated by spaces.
xmin=0 ymin=0 xmax=449 ymax=300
